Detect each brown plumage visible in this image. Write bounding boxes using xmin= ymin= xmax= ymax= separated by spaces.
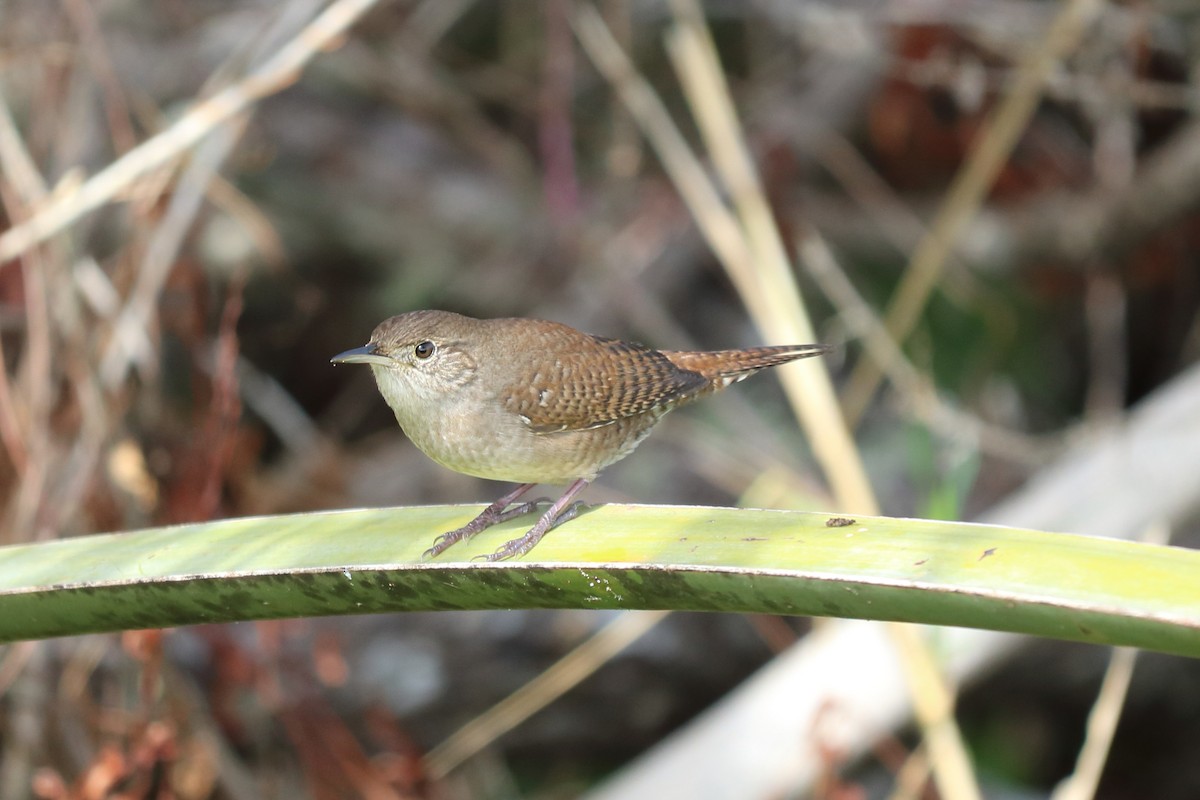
xmin=332 ymin=310 xmax=831 ymax=560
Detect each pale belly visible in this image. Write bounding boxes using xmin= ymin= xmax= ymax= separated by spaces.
xmin=396 ymin=408 xmax=662 ymax=485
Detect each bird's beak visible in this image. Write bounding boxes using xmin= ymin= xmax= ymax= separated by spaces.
xmin=330 ymin=343 xmax=393 ymax=366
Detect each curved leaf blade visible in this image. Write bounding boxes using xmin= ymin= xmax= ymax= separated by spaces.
xmin=0 ymin=505 xmax=1196 ymax=655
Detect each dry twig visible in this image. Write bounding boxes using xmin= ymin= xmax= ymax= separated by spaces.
xmin=0 ymin=0 xmax=382 ymax=264
xmin=841 ymin=0 xmax=1103 ymax=424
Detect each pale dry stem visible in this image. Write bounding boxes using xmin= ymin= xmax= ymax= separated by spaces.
xmin=1051 ymin=646 xmax=1138 ymax=800
xmin=1050 ymin=521 xmax=1166 ymax=800
xmin=800 ymin=228 xmax=1055 ymax=466
xmin=662 ymin=5 xmax=985 ymax=796
xmin=424 ymin=610 xmax=670 ymax=779
xmin=842 ymin=0 xmax=1104 ymax=425
xmin=661 ymin=5 xmax=876 ymax=517
xmin=0 ymin=0 xmax=383 ymax=264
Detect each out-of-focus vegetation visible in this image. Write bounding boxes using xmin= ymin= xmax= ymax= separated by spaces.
xmin=1 ymin=1 xmax=1198 ymax=798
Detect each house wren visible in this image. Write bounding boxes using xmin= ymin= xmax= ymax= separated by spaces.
xmin=332 ymin=310 xmax=830 ymax=561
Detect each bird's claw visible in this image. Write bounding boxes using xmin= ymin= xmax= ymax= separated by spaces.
xmin=424 ymin=496 xmax=555 ymax=559
xmin=422 ymin=530 xmax=464 ymax=560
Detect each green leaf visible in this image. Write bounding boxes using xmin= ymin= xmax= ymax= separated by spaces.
xmin=0 ymin=505 xmax=1196 ymax=656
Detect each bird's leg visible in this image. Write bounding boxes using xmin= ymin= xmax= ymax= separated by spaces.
xmin=489 ymin=496 xmax=554 ymax=525
xmin=423 ymin=482 xmax=540 ymax=558
xmin=483 ymin=478 xmax=591 ymax=561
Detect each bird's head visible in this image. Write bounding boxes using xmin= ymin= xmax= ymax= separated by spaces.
xmin=331 ymin=310 xmax=480 ymax=416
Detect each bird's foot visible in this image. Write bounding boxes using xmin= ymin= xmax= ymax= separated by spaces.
xmin=422 ymin=524 xmax=479 ymax=559
xmin=423 ymin=483 xmax=540 ymax=559
xmin=477 ymin=500 xmax=591 ymax=562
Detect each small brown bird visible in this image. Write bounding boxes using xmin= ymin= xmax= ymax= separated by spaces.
xmin=332 ymin=310 xmax=830 ymax=560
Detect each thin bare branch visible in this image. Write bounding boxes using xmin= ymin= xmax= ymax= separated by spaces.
xmin=842 ymin=0 xmax=1103 ymax=424
xmin=425 ymin=611 xmax=669 ymax=778
xmin=0 ymin=0 xmax=382 ymax=264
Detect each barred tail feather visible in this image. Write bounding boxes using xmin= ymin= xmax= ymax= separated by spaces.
xmin=662 ymin=343 xmax=832 ymax=383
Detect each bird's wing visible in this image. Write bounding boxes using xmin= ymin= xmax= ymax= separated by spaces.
xmin=503 ymin=335 xmax=709 ymax=433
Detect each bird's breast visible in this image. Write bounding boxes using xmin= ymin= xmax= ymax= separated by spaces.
xmin=397 ymin=399 xmax=663 ymax=485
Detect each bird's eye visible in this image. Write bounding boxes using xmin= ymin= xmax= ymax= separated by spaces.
xmin=414 ymin=340 xmax=436 ymax=359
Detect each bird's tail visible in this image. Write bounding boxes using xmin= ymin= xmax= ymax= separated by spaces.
xmin=663 ymin=343 xmax=832 ymax=387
